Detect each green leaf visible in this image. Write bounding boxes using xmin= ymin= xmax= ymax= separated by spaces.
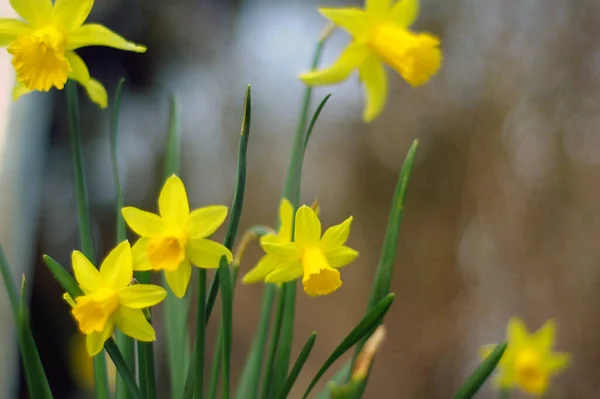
xmin=301 ymin=294 xmax=395 ymax=399
xmin=0 ymin=249 xmax=53 ymax=399
xmin=303 ymin=94 xmax=331 ymax=152
xmin=105 ymin=339 xmax=144 ymax=399
xmin=193 ymin=269 xmax=207 ymax=399
xmin=452 ymin=342 xmax=508 ymax=399
xmin=315 ymin=361 xmax=351 ymax=399
xmin=110 ymin=79 xmax=135 ymax=399
xmin=66 ymin=81 xmax=109 ymax=399
xmin=259 ymin=286 xmax=286 ymax=399
xmin=277 ymin=332 xmax=317 ymax=399
xmin=272 ymin=282 xmax=297 ymax=395
xmin=43 ymin=254 xmax=82 ymax=297
xmin=219 ymin=256 xmax=234 ymax=399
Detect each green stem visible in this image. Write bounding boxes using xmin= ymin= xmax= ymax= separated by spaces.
xmin=194 ymin=270 xmax=207 ymax=399
xmin=259 ymin=287 xmax=286 ymax=399
xmin=66 ymin=81 xmax=109 ymax=399
xmin=105 ymin=339 xmax=143 ymax=399
xmin=207 ymin=333 xmax=222 ymax=399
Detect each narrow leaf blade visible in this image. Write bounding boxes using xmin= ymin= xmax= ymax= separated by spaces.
xmin=452 ymin=342 xmax=508 ymax=399
xmin=277 ymin=332 xmax=317 ymax=399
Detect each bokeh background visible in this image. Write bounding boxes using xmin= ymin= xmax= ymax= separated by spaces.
xmin=1 ymin=0 xmax=598 ymax=397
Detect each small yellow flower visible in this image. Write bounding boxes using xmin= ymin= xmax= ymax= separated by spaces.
xmin=0 ymin=0 xmax=146 ymax=107
xmin=299 ymin=0 xmax=442 ymax=122
xmin=242 ymin=198 xmax=293 ymax=284
xmin=63 ymin=241 xmax=167 ymax=356
xmin=480 ymin=318 xmax=570 ymax=396
xmin=122 ymin=175 xmax=233 ymax=298
xmin=262 ymin=205 xmax=358 ymax=296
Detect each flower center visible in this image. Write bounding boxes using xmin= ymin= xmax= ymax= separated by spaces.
xmin=147 ymin=236 xmax=187 ymax=272
xmin=301 ymin=247 xmax=342 ymax=296
xmin=72 ymin=288 xmax=119 ymax=334
xmin=7 ymin=27 xmax=71 ymax=92
xmin=515 ymin=348 xmax=548 ymax=395
xmin=368 ymin=23 xmax=442 ymax=87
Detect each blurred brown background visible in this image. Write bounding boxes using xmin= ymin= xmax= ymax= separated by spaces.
xmin=1 ymin=0 xmax=598 ymax=397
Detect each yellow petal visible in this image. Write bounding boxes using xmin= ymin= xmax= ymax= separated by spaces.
xmin=159 ymin=175 xmax=190 ymax=225
xmin=132 ymin=238 xmax=153 ymax=271
xmin=115 ymin=307 xmax=155 ymax=342
xmin=72 ymin=250 xmax=103 ymax=293
xmin=65 ymin=51 xmax=107 ymax=108
xmin=359 ymin=57 xmax=387 ymax=122
xmin=187 ymin=238 xmax=232 ymax=268
xmin=299 ymin=42 xmax=369 ymax=86
xmin=321 ymin=216 xmax=353 ymax=249
xmin=531 ymin=319 xmax=556 ymax=350
xmin=65 ymin=23 xmax=146 ymax=52
xmin=187 ymin=205 xmax=228 ymax=239
xmin=278 ymin=198 xmax=294 ymax=242
xmin=9 ymin=0 xmax=52 ymax=28
xmin=265 ymin=259 xmax=303 ymax=284
xmin=365 ymin=0 xmax=392 ymax=14
xmin=262 ymin=242 xmax=302 ymax=260
xmin=545 ymin=352 xmax=570 ymax=374
xmin=12 ymin=82 xmax=32 ymax=101
xmin=52 ymin=0 xmax=93 ymax=32
xmin=391 ymin=0 xmax=419 ymax=27
xmin=318 ymin=8 xmax=371 ymax=37
xmin=85 ymin=319 xmax=113 ymax=356
xmin=507 ymin=317 xmax=529 ymax=348
xmin=119 ymin=285 xmax=167 ymax=308
xmin=99 ymin=241 xmax=132 ymax=290
xmin=242 ymin=255 xmax=280 ymax=284
xmin=122 ymin=207 xmax=166 ymax=237
xmin=164 ymin=260 xmax=192 ymax=298
xmin=295 ymin=205 xmax=321 ymax=247
xmin=326 ymin=246 xmax=358 ymax=268
xmin=0 ymin=19 xmax=32 ymax=46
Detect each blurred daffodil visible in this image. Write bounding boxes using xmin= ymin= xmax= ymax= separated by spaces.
xmin=299 ymin=0 xmax=442 ymax=122
xmin=480 ymin=318 xmax=570 ymax=396
xmin=242 ymin=198 xmax=293 ymax=284
xmin=0 ymin=0 xmax=146 ymax=107
xmin=64 ymin=241 xmax=167 ymax=356
xmin=263 ymin=205 xmax=358 ymax=296
xmin=122 ymin=175 xmax=232 ymax=298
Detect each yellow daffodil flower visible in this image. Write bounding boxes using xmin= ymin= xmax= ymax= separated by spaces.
xmin=242 ymin=198 xmax=293 ymax=284
xmin=262 ymin=205 xmax=358 ymax=296
xmin=0 ymin=0 xmax=146 ymax=108
xmin=299 ymin=0 xmax=442 ymax=122
xmin=122 ymin=175 xmax=233 ymax=298
xmin=63 ymin=241 xmax=167 ymax=356
xmin=480 ymin=318 xmax=570 ymax=396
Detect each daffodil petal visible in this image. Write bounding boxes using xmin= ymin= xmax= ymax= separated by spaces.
xmin=326 ymin=246 xmax=358 ymax=268
xmin=187 ymin=239 xmax=232 ymax=268
xmin=72 ymin=250 xmax=103 ymax=293
xmin=119 ymin=285 xmax=167 ymax=308
xmin=531 ymin=319 xmax=556 ymax=350
xmin=122 ymin=207 xmax=166 ymax=237
xmin=187 ymin=206 xmax=228 ymax=239
xmin=242 ymin=255 xmax=280 ymax=284
xmin=0 ymin=19 xmax=32 ymax=46
xmin=12 ymin=83 xmax=32 ymax=101
xmin=164 ymin=260 xmax=192 ymax=298
xmin=9 ymin=0 xmax=52 ymax=28
xmin=321 ymin=216 xmax=353 ymax=248
xmin=299 ymin=42 xmax=368 ymax=86
xmin=278 ymin=198 xmax=294 ymax=242
xmin=260 ymin=233 xmax=280 ymax=245
xmin=294 ymin=205 xmax=321 ymax=247
xmin=359 ymin=57 xmax=387 ymax=122
xmin=391 ymin=0 xmax=419 ymax=27
xmin=115 ymin=307 xmax=156 ymax=342
xmin=132 ymin=238 xmax=153 ymax=271
xmin=159 ymin=175 xmax=190 ymax=225
xmin=52 ymin=0 xmax=94 ymax=32
xmin=99 ymin=240 xmax=132 ymax=290
xmin=546 ymin=352 xmax=570 ymax=374
xmin=65 ymin=51 xmax=108 ymax=108
xmin=85 ymin=319 xmax=114 ymax=356
xmin=65 ymin=23 xmax=147 ymax=52
xmin=507 ymin=317 xmax=529 ymax=348
xmin=318 ymin=8 xmax=370 ymax=37
xmin=262 ymin=242 xmax=302 ymax=260
xmin=365 ymin=0 xmax=393 ymax=14
xmin=265 ymin=259 xmax=303 ymax=284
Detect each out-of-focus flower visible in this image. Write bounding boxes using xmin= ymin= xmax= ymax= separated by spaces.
xmin=299 ymin=0 xmax=442 ymax=122
xmin=122 ymin=175 xmax=232 ymax=298
xmin=242 ymin=198 xmax=293 ymax=284
xmin=69 ymin=335 xmax=116 ymax=392
xmin=262 ymin=205 xmax=358 ymax=296
xmin=480 ymin=318 xmax=570 ymax=396
xmin=0 ymin=0 xmax=146 ymax=107
xmin=63 ymin=241 xmax=167 ymax=356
